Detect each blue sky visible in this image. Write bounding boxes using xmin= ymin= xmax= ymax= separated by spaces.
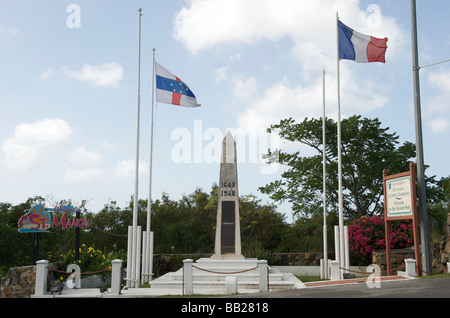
xmin=1 ymin=0 xmax=449 ymax=222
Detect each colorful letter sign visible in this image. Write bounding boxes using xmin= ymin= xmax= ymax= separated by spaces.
xmin=18 ymin=204 xmax=89 ymax=233
xmin=17 ymin=205 xmax=51 ymax=233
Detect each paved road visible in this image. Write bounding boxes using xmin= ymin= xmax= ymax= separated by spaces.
xmin=224 ymin=277 xmax=450 ymax=298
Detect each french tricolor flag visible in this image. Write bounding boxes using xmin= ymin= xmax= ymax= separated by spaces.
xmin=338 ymin=20 xmax=388 ymax=63
xmin=155 ymin=62 xmax=200 ymax=107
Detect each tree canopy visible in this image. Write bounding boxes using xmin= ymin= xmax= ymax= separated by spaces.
xmin=259 ymin=115 xmax=440 ymax=219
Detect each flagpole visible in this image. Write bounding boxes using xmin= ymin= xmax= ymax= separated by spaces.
xmin=144 ymin=47 xmax=156 ymax=283
xmin=322 ymin=69 xmax=328 ymax=279
xmin=336 ymin=12 xmax=345 ymax=277
xmin=130 ymin=7 xmax=142 ymax=288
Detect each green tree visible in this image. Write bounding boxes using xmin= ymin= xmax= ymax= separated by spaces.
xmin=428 ymin=176 xmax=450 ymax=240
xmin=240 ymin=194 xmax=287 ymax=252
xmin=259 ymin=116 xmax=417 ymax=219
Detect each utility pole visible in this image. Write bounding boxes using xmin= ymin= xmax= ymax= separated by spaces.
xmin=410 ymin=0 xmax=431 ymax=275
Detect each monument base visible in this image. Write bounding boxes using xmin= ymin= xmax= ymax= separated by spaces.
xmin=149 ymin=257 xmax=305 ymax=295
xmin=210 ymin=253 xmax=245 ymax=260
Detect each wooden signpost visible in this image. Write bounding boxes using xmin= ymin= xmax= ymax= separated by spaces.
xmin=383 ymin=162 xmax=422 ymax=276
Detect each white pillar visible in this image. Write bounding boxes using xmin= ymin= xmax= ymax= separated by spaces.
xmin=149 ymin=231 xmax=154 ymax=282
xmin=344 ymin=225 xmax=350 ymax=272
xmin=183 ymin=259 xmax=193 ymax=295
xmin=225 ymin=276 xmax=238 ymax=295
xmin=448 ymin=262 xmax=450 ymax=274
xmin=126 ymin=226 xmax=132 ymax=287
xmin=34 ymin=260 xmax=49 ymax=296
xmin=141 ymin=231 xmax=154 ymax=283
xmin=258 ymin=260 xmax=268 ymax=292
xmin=334 ymin=225 xmax=340 ymax=263
xmin=142 ymin=231 xmax=147 ymax=283
xmin=135 ymin=226 xmax=141 ymax=288
xmin=111 ymin=259 xmax=123 ymax=295
xmin=405 ymin=258 xmax=416 ymax=277
xmin=330 ymin=260 xmax=340 ymax=281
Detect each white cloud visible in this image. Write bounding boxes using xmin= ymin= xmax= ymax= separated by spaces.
xmin=233 ymin=66 xmax=389 ymax=131
xmin=2 ymin=118 xmax=74 ymax=170
xmin=215 ymin=66 xmax=228 ymax=83
xmin=0 ymin=24 xmax=19 ymax=43
xmin=67 ymin=146 xmax=103 ymax=166
xmin=174 ymin=0 xmax=403 ymax=132
xmin=426 ymin=69 xmax=450 ymax=115
xmin=114 ymin=160 xmax=149 ymax=179
xmin=427 ymin=68 xmax=450 ymax=92
xmin=64 ymin=167 xmax=106 ymax=182
xmin=427 ymin=118 xmax=450 ymax=134
xmin=174 ymin=0 xmax=407 ymax=61
xmin=100 ymin=141 xmax=117 ymax=150
xmin=63 ymin=62 xmax=123 ymax=87
xmin=40 ymin=68 xmax=55 ymax=81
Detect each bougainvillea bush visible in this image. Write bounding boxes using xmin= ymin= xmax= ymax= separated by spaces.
xmin=348 ymin=215 xmax=414 ymax=263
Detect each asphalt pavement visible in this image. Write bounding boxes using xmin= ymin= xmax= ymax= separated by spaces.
xmin=224 ymin=277 xmax=450 ymax=298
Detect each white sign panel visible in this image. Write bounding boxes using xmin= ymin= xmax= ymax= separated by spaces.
xmin=386 ymin=176 xmax=413 ymax=217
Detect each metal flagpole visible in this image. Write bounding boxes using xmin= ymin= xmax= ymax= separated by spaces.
xmin=144 ymin=48 xmax=156 ymax=283
xmin=322 ymin=69 xmax=328 ymax=279
xmin=130 ymin=7 xmax=142 ymax=288
xmin=410 ymin=0 xmax=431 ymax=275
xmin=336 ymin=12 xmax=345 ymax=278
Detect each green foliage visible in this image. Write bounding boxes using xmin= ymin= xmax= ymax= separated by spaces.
xmin=242 ymin=241 xmax=274 ymax=264
xmin=260 ymin=116 xmax=441 ymax=220
xmin=1 ymin=171 xmax=447 ymax=275
xmin=276 ymin=213 xmax=338 ymax=253
xmin=428 ymin=176 xmax=450 ymax=241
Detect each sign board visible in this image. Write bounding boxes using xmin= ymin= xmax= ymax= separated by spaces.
xmin=17 ymin=205 xmax=51 ymax=233
xmin=18 ymin=204 xmax=89 ymax=233
xmin=382 ymin=163 xmax=422 ymax=276
xmin=385 ymin=176 xmax=413 ymax=217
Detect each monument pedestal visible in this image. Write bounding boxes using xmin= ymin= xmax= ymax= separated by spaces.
xmin=149 ymin=257 xmax=304 ymax=294
xmin=150 ymin=132 xmax=304 ymax=294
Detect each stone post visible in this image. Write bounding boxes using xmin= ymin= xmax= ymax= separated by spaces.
xmin=183 ymin=259 xmax=193 ymax=295
xmin=111 ymin=259 xmax=123 ymax=295
xmin=404 ymin=258 xmax=416 ymax=277
xmin=225 ymin=276 xmax=237 ymax=294
xmin=34 ymin=260 xmax=49 ymax=296
xmin=330 ymin=260 xmax=340 ymax=281
xmin=258 ymin=260 xmax=268 ymax=292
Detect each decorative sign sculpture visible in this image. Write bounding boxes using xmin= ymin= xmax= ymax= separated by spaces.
xmin=18 ymin=204 xmax=89 ymax=233
xmin=17 ymin=205 xmax=51 ymax=233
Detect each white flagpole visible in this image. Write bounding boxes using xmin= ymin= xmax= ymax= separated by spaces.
xmin=336 ymin=12 xmax=345 ymax=278
xmin=322 ymin=69 xmax=328 ymax=279
xmin=130 ymin=7 xmax=142 ymax=288
xmin=144 ymin=48 xmax=156 ymax=283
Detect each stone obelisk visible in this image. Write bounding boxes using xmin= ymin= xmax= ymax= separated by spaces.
xmin=212 ymin=131 xmax=244 ymax=259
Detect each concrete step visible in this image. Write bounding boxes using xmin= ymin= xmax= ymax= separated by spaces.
xmin=165 ymin=269 xmax=284 ymax=282
xmin=150 ymin=275 xmax=300 ymax=290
